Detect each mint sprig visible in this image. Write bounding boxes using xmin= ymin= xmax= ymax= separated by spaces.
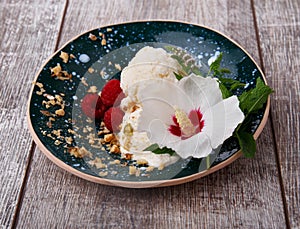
xmin=238 ymin=77 xmax=274 ymax=115
xmin=207 ymin=53 xmax=231 ymax=77
xmin=143 ymin=143 xmax=176 ymax=156
xmin=234 ymin=77 xmax=274 ymax=157
xmin=164 ymin=46 xmax=203 ymax=77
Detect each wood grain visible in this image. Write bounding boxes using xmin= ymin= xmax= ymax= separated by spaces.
xmin=254 ymin=0 xmax=300 ymax=227
xmin=0 ymin=0 xmax=66 ymax=228
xmin=14 ymin=0 xmax=287 ymax=228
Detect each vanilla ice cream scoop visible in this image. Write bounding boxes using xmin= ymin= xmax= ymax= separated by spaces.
xmin=120 ymin=46 xmax=181 ymax=97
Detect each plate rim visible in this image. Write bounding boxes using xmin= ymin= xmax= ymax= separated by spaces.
xmin=27 ymin=19 xmax=270 ymax=188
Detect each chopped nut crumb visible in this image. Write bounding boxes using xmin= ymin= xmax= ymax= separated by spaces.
xmin=124 ymin=153 xmax=133 ymax=160
xmin=35 ymin=82 xmax=44 ymax=88
xmin=68 ymin=129 xmax=75 ymax=134
xmin=50 ymin=63 xmax=72 ymax=80
xmin=87 ymin=86 xmax=97 ymax=93
xmin=101 ymin=39 xmax=107 ymax=46
xmin=129 ymin=166 xmax=137 ymax=175
xmin=110 ymin=159 xmax=121 ymax=165
xmin=114 ymin=63 xmax=121 ymax=71
xmin=158 ymin=164 xmax=165 ymax=171
xmin=99 ymin=171 xmax=108 ymax=177
xmin=55 ymin=108 xmax=65 ymax=117
xmin=65 ymin=137 xmax=73 ymax=145
xmin=68 ymin=146 xmax=92 ymax=158
xmin=110 ymin=145 xmax=120 ymax=154
xmin=104 ymin=133 xmax=115 ymax=143
xmin=40 ymin=110 xmax=52 ymax=117
xmin=59 ymin=51 xmax=69 ymax=63
xmin=81 ymin=77 xmax=88 ymax=86
xmin=136 ymin=159 xmax=148 ymax=166
xmin=88 ymin=33 xmax=97 ymax=41
xmin=146 ymin=166 xmax=155 ymax=172
xmin=54 ymin=140 xmax=62 ymax=145
xmin=88 ymin=67 xmax=95 ymax=73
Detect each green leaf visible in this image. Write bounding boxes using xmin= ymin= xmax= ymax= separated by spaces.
xmin=208 ymin=53 xmax=231 ymax=77
xmin=218 ymin=83 xmax=232 ymax=99
xmin=236 ymin=130 xmax=256 ymax=158
xmin=174 ymin=72 xmax=184 ymax=80
xmin=143 ymin=144 xmax=176 ymax=156
xmin=143 ymin=143 xmax=160 ymax=152
xmin=209 ymin=53 xmax=223 ymax=73
xmin=239 ymin=78 xmax=274 ymax=114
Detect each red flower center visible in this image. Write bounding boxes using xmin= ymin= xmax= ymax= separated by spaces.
xmin=168 ymin=108 xmax=204 ymax=139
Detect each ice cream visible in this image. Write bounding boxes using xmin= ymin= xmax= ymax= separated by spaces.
xmin=118 ymin=46 xmax=181 ymax=168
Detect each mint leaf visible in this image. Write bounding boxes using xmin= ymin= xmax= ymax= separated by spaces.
xmin=143 ymin=143 xmax=160 ymax=152
xmin=165 ymin=46 xmax=202 ymax=77
xmin=217 ymin=77 xmax=245 ymax=98
xmin=143 ymin=144 xmax=176 ymax=156
xmin=209 ymin=53 xmax=222 ymax=73
xmin=239 ymin=78 xmax=274 ymax=115
xmin=209 ymin=53 xmax=231 ymax=77
xmin=174 ymin=72 xmax=184 ymax=80
xmin=236 ymin=130 xmax=256 ymax=158
xmin=218 ymin=83 xmax=232 ymax=99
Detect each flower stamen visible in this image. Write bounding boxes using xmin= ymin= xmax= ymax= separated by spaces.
xmin=174 ymin=108 xmax=195 ymax=137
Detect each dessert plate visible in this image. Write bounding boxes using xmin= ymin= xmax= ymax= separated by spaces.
xmin=27 ymin=20 xmax=270 ymax=188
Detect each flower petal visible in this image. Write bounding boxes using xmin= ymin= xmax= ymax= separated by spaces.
xmin=136 ymin=78 xmax=195 ymax=135
xmin=202 ymin=95 xmax=244 ymax=148
xmin=165 ymin=132 xmax=212 ymax=159
xmin=178 ymin=74 xmax=223 ymax=113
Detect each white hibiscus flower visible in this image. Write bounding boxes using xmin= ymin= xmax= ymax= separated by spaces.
xmin=134 ymin=73 xmax=245 ymax=159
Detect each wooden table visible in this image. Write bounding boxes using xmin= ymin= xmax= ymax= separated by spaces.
xmin=1 ymin=0 xmax=299 ymax=228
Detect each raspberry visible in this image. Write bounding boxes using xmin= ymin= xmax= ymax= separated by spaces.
xmin=81 ymin=94 xmax=107 ymax=120
xmin=103 ymin=107 xmax=124 ymax=132
xmin=101 ymin=79 xmax=123 ymax=107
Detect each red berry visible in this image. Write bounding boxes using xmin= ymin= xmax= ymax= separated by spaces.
xmin=103 ymin=107 xmax=124 ymax=132
xmin=81 ymin=94 xmax=107 ymax=119
xmin=101 ymin=79 xmax=123 ymax=107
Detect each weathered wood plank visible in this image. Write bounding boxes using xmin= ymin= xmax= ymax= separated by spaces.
xmin=254 ymin=0 xmax=300 ymax=227
xmin=16 ymin=0 xmax=285 ymax=228
xmin=0 ymin=0 xmax=66 ymax=228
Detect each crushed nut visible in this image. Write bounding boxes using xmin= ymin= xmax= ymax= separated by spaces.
xmin=88 ymin=33 xmax=97 ymax=41
xmin=54 ymin=140 xmax=62 ymax=145
xmin=158 ymin=163 xmax=165 ymax=171
xmin=99 ymin=171 xmax=108 ymax=177
xmin=124 ymin=153 xmax=133 ymax=160
xmin=110 ymin=145 xmax=120 ymax=154
xmin=146 ymin=166 xmax=155 ymax=172
xmin=88 ymin=67 xmax=95 ymax=73
xmin=50 ymin=63 xmax=72 ymax=80
xmin=136 ymin=159 xmax=148 ymax=166
xmin=109 ymin=159 xmax=121 ymax=165
xmin=104 ymin=133 xmax=115 ymax=143
xmin=87 ymin=86 xmax=97 ymax=93
xmin=68 ymin=146 xmax=92 ymax=158
xmin=59 ymin=51 xmax=69 ymax=63
xmin=114 ymin=63 xmax=122 ymax=71
xmin=129 ymin=166 xmax=137 ymax=175
xmin=40 ymin=110 xmax=52 ymax=117
xmin=101 ymin=38 xmax=107 ymax=46
xmin=55 ymin=108 xmax=65 ymax=116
